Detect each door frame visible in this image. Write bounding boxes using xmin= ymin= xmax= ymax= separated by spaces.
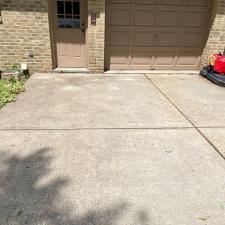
xmin=48 ymin=0 xmax=89 ymax=69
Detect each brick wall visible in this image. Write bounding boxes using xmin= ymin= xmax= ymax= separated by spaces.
xmin=202 ymin=0 xmax=225 ymax=65
xmin=1 ymin=0 xmax=225 ymax=73
xmin=88 ymin=0 xmax=105 ymax=73
xmin=0 ymin=0 xmax=52 ymax=73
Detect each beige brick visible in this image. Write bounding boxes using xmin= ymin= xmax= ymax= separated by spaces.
xmin=87 ymin=0 xmax=105 ymax=73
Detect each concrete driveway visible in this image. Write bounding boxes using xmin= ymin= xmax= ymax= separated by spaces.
xmin=0 ymin=73 xmax=225 ymax=225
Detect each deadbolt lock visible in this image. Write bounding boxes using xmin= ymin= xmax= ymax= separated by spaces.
xmin=0 ymin=11 xmax=3 ymax=24
xmin=81 ymin=23 xmax=85 ymax=32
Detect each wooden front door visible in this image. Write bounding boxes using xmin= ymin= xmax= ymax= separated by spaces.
xmin=53 ymin=0 xmax=87 ymax=68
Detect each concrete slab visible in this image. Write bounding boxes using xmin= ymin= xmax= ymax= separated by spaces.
xmin=1 ymin=129 xmax=225 ymax=225
xmin=0 ymin=74 xmax=190 ymax=129
xmin=148 ymin=74 xmax=225 ymax=127
xmin=200 ymin=128 xmax=225 ymax=158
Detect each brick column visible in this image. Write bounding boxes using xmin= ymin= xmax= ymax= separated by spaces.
xmin=88 ymin=0 xmax=105 ymax=73
xmin=202 ymin=0 xmax=225 ymax=65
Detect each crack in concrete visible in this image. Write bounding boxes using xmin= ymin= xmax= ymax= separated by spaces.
xmin=0 ymin=127 xmax=195 ymax=131
xmin=0 ymin=127 xmax=224 ymax=131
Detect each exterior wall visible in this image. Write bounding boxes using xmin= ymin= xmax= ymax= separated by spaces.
xmin=202 ymin=0 xmax=225 ymax=65
xmin=88 ymin=0 xmax=105 ymax=73
xmin=1 ymin=0 xmax=225 ymax=73
xmin=0 ymin=0 xmax=52 ymax=73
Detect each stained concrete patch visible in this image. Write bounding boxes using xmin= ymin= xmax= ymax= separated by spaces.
xmin=62 ymin=85 xmax=83 ymax=92
xmin=0 ymin=74 xmax=190 ymax=129
xmin=0 ymin=129 xmax=225 ymax=225
xmin=148 ymin=74 xmax=225 ymax=127
xmin=200 ymin=128 xmax=225 ymax=158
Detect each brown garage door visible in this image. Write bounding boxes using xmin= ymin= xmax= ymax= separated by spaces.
xmin=105 ymin=0 xmax=211 ymax=71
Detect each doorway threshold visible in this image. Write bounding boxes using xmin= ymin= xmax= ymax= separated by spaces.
xmin=54 ymin=68 xmax=89 ymax=74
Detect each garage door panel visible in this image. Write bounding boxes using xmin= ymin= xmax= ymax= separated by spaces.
xmin=132 ymin=31 xmax=154 ymax=47
xmin=133 ymin=7 xmax=157 ymax=26
xmin=109 ymin=0 xmax=132 ymax=4
xmin=159 ymin=0 xmax=183 ymax=5
xmin=109 ymin=7 xmax=131 ymax=26
xmin=109 ymin=48 xmax=129 ymax=65
xmin=158 ymin=6 xmax=182 ymax=27
xmin=179 ymin=31 xmax=204 ymax=47
xmin=185 ymin=0 xmax=210 ymax=7
xmin=157 ymin=31 xmax=178 ymax=47
xmin=131 ymin=51 xmax=152 ymax=66
xmin=129 ymin=65 xmax=150 ymax=69
xmin=177 ymin=50 xmax=201 ymax=66
xmin=154 ymin=50 xmax=176 ymax=66
xmin=134 ymin=0 xmax=157 ymax=5
xmin=108 ymin=26 xmax=131 ymax=31
xmin=182 ymin=8 xmax=209 ymax=27
xmin=109 ymin=31 xmax=130 ymax=46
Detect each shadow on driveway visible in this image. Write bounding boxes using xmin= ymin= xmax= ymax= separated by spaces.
xmin=0 ymin=148 xmax=150 ymax=225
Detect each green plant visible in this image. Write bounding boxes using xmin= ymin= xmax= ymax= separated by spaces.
xmin=7 ymin=64 xmax=19 ymax=71
xmin=0 ymin=76 xmax=25 ymax=108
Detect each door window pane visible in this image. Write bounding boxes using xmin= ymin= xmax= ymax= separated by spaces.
xmin=73 ymin=2 xmax=80 ymax=15
xmin=65 ymin=15 xmax=73 ymax=28
xmin=58 ymin=15 xmax=65 ymax=28
xmin=65 ymin=1 xmax=72 ymax=14
xmin=57 ymin=1 xmax=64 ymax=14
xmin=57 ymin=0 xmax=80 ymax=28
xmin=73 ymin=16 xmax=80 ymax=28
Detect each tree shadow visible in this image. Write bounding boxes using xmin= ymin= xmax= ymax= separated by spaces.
xmin=0 ymin=148 xmax=151 ymax=225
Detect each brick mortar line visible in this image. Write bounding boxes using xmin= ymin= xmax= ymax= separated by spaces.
xmin=144 ymin=74 xmax=225 ymax=161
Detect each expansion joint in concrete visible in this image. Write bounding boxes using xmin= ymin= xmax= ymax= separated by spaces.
xmin=144 ymin=74 xmax=225 ymax=162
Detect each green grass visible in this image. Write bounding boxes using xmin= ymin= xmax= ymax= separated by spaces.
xmin=0 ymin=76 xmax=26 ymax=108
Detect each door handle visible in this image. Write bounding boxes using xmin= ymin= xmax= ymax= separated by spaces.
xmin=81 ymin=23 xmax=85 ymax=32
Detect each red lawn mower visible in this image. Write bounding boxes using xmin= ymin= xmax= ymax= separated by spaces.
xmin=200 ymin=50 xmax=225 ymax=87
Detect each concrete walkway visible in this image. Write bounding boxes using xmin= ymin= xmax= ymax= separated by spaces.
xmin=0 ymin=73 xmax=225 ymax=225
